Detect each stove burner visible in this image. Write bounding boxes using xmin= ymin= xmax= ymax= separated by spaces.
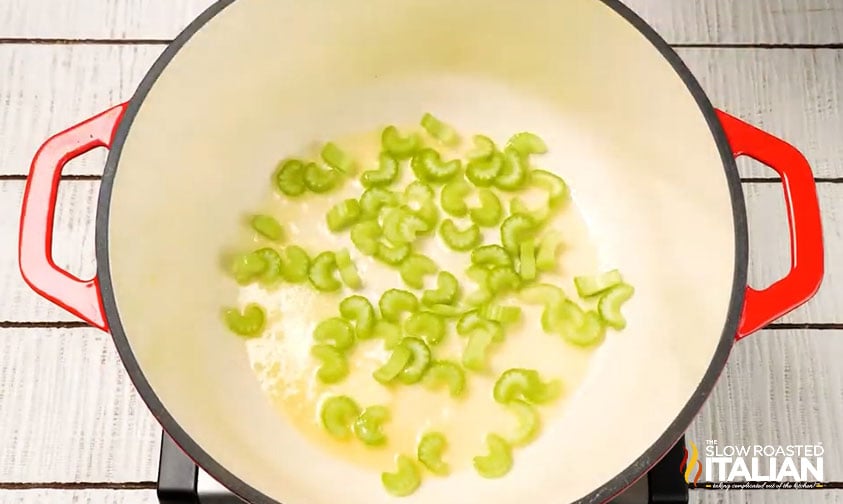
xmin=157 ymin=434 xmax=689 ymax=503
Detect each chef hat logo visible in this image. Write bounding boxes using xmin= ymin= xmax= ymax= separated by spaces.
xmin=680 ymin=441 xmax=703 ymax=484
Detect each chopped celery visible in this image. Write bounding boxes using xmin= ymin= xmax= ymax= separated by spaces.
xmin=373 ymin=345 xmax=413 ymax=383
xmin=250 ymin=215 xmax=284 ymax=242
xmin=400 ymin=254 xmax=438 ymax=289
xmin=281 ymin=245 xmax=310 ymax=283
xmin=339 ymin=295 xmax=376 ymax=340
xmin=440 ymin=179 xmax=472 ymax=217
xmin=223 ymin=304 xmax=265 ymax=337
xmin=530 ymin=169 xmax=569 ymax=207
xmin=383 ymin=207 xmax=426 ymax=245
xmin=254 ymin=248 xmax=283 ymax=286
xmin=536 ymin=231 xmax=564 ymax=271
xmin=425 ymin=304 xmax=463 ymax=318
xmin=469 ymin=189 xmax=503 ymax=227
xmin=493 ymin=368 xmax=561 ymax=405
xmin=353 ymin=406 xmax=390 ymax=446
xmin=382 ymin=455 xmax=421 ymax=497
xmin=404 ymin=312 xmax=446 ymax=346
xmin=494 ymin=147 xmax=530 ymax=191
xmin=360 ymin=187 xmax=399 ymax=218
xmin=565 ymin=310 xmax=607 ymax=347
xmin=335 ymin=249 xmax=362 ymax=289
xmin=230 ymin=251 xmax=267 ymax=285
xmin=422 ymin=272 xmax=460 ymax=306
xmin=411 ymin=148 xmax=461 ymax=183
xmin=456 ymin=312 xmax=504 ymax=342
xmin=309 ymin=251 xmax=342 ymax=292
xmin=403 ymin=181 xmax=439 ymax=229
xmin=506 ymin=400 xmax=540 ymax=447
xmin=311 ymin=344 xmax=349 ymax=384
xmin=473 ymin=434 xmax=513 ymax=479
xmin=467 ymin=135 xmax=497 ymax=161
xmin=543 ymin=300 xmax=607 ymax=347
xmin=598 ymin=283 xmax=635 ymax=330
xmin=574 ymin=269 xmax=623 ymax=298
xmin=361 ymin=153 xmax=401 ymax=188
xmin=382 ymin=126 xmax=420 ymax=159
xmin=304 ymin=162 xmax=341 ymax=193
xmin=326 ymin=199 xmax=361 ymax=232
xmin=519 ymin=241 xmax=537 ymax=281
xmin=440 ymin=219 xmax=481 ymax=252
xmin=350 ymin=220 xmax=382 ymax=256
xmin=399 ymin=337 xmax=432 ymax=384
xmin=421 ymin=113 xmax=460 ymax=146
xmin=466 ymin=152 xmax=504 ymax=187
xmin=423 ymin=361 xmax=466 ymax=398
xmin=321 ymin=142 xmax=356 ymax=175
xmin=487 ymin=266 xmax=521 ymax=294
xmin=507 ymin=132 xmax=548 ymax=155
xmin=313 ymin=317 xmax=355 ymax=351
xmin=462 ymin=329 xmax=495 ymax=371
xmin=373 ymin=320 xmax=403 ymax=350
xmin=320 ymin=395 xmax=360 ymax=440
xmin=471 ymin=245 xmax=513 ymax=269
xmin=379 ymin=289 xmax=419 ymax=323
xmin=418 ymin=432 xmax=450 ymax=476
xmin=501 ymin=213 xmax=537 ymax=255
xmin=519 ymin=283 xmax=566 ymax=306
xmin=510 ymin=197 xmax=550 ymax=223
xmin=375 ymin=242 xmax=411 ymax=266
xmin=273 ymin=159 xmax=307 ymax=197
xmin=478 ymin=304 xmax=522 ymax=325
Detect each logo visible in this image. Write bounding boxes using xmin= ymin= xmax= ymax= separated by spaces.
xmin=680 ymin=441 xmax=703 ymax=484
xmin=681 ymin=440 xmax=830 ymax=490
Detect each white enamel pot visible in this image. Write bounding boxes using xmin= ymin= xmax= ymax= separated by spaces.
xmin=18 ymin=1 xmax=825 ymax=503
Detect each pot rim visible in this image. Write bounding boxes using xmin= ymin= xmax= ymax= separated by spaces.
xmin=95 ymin=1 xmax=748 ymax=502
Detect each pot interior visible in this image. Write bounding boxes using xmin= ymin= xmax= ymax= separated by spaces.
xmin=103 ymin=0 xmax=738 ymax=502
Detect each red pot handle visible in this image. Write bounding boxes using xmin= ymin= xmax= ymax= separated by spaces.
xmin=18 ymin=104 xmax=128 ymax=332
xmin=716 ymin=110 xmax=824 ymax=340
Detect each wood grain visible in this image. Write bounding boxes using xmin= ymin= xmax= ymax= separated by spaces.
xmin=0 ymin=328 xmax=161 ymax=483
xmin=3 ymin=180 xmax=840 ymax=323
xmin=0 ymin=490 xmax=156 ymax=503
xmin=0 ymin=0 xmax=840 ymax=45
xmin=2 ymin=45 xmax=840 ymax=178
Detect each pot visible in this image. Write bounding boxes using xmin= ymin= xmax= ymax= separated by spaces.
xmin=18 ymin=0 xmax=824 ymax=503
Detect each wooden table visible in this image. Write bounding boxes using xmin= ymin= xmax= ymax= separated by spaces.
xmin=1 ymin=1 xmax=841 ymax=503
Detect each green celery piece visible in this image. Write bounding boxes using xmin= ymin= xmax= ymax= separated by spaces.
xmin=519 ymin=283 xmax=566 ymax=306
xmin=320 ymin=396 xmax=360 ymax=440
xmin=457 ymin=312 xmax=504 ymax=342
xmin=252 ymin=248 xmax=283 ymax=286
xmin=359 ymin=187 xmax=400 ymax=218
xmin=423 ymin=360 xmax=466 ymax=397
xmin=304 ymin=162 xmax=341 ymax=193
xmin=469 ymin=189 xmax=503 ymax=227
xmin=381 ymin=126 xmax=420 ymax=159
xmin=230 ymin=251 xmax=267 ymax=285
xmin=400 ymin=254 xmax=439 ymax=289
xmin=543 ymin=300 xmax=607 ymax=347
xmin=373 ymin=345 xmax=413 ymax=383
xmin=350 ymin=220 xmax=382 ymax=256
xmin=422 ymin=272 xmax=460 ymax=306
xmin=404 ymin=312 xmax=446 ymax=346
xmin=487 ymin=266 xmax=521 ymax=294
xmin=281 ymin=245 xmax=310 ymax=283
xmin=339 ymin=295 xmax=376 ymax=339
xmin=250 ymin=214 xmax=284 ymax=242
xmin=598 ymin=283 xmax=635 ymax=330
xmin=471 ymin=245 xmax=512 ymax=269
xmin=375 ymin=242 xmax=411 ymax=266
xmin=510 ymin=196 xmax=550 ymax=224
xmin=321 ymin=142 xmax=356 ymax=175
xmin=494 ymin=147 xmax=530 ymax=191
xmin=313 ymin=317 xmax=355 ymax=351
xmin=440 ymin=219 xmax=481 ymax=252
xmin=335 ymin=249 xmax=362 ymax=289
xmin=519 ymin=241 xmax=537 ymax=281
xmin=311 ymin=344 xmax=349 ymax=384
xmin=353 ymin=406 xmax=391 ymax=446
xmin=417 ymin=432 xmax=450 ymax=476
xmin=373 ymin=320 xmax=403 ymax=349
xmin=466 ymin=134 xmax=497 ymax=161
xmin=530 ymin=169 xmax=569 ymax=207
xmin=379 ymin=289 xmax=419 ymax=323
xmin=493 ymin=368 xmax=561 ymax=405
xmin=501 ymin=213 xmax=537 ymax=255
xmin=420 ymin=113 xmax=460 ymax=146
xmin=361 ymin=152 xmax=401 ymax=188
xmin=383 ymin=207 xmax=427 ymax=245
xmin=574 ymin=269 xmax=624 ymax=298
xmin=478 ymin=304 xmax=522 ymax=325
xmin=273 ymin=159 xmax=307 ymax=197
xmin=462 ymin=329 xmax=495 ymax=371
xmin=411 ymin=148 xmax=462 ymax=183
xmin=326 ymin=199 xmax=362 ymax=232
xmin=536 ymin=231 xmax=564 ymax=271
xmin=223 ymin=304 xmax=266 ymax=337
xmin=473 ymin=434 xmax=513 ymax=479
xmin=309 ymin=251 xmax=342 ymax=292
xmin=440 ymin=178 xmax=472 ymax=217
xmin=507 ymin=132 xmax=548 ymax=155
xmin=398 ymin=337 xmax=432 ymax=384
xmin=507 ymin=399 xmax=541 ymax=446
xmin=466 ymin=152 xmax=504 ymax=187
xmin=382 ymin=455 xmax=421 ymax=497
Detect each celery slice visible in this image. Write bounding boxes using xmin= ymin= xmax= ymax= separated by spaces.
xmin=382 ymin=455 xmax=421 ymax=497
xmin=223 ymin=304 xmax=265 ymax=337
xmin=473 ymin=434 xmax=513 ymax=479
xmin=320 ymin=396 xmax=360 ymax=440
xmin=418 ymin=432 xmax=450 ymax=476
xmin=353 ymin=406 xmax=390 ymax=446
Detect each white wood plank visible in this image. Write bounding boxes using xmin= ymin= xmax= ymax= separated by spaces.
xmin=0 ymin=0 xmax=212 ymax=40
xmin=0 ymin=490 xmax=156 ymax=504
xmin=687 ymin=330 xmax=843 ymax=482
xmin=0 ymin=0 xmax=840 ymax=45
xmin=679 ymin=49 xmax=843 ymax=180
xmin=624 ymin=0 xmax=843 ymax=45
xmin=2 ymin=46 xmax=840 ymax=178
xmin=0 ymin=328 xmax=161 ymax=483
xmin=0 ymin=45 xmax=164 ymax=177
xmin=3 ymin=180 xmax=839 ymax=324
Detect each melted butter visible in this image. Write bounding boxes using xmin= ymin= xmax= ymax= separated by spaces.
xmin=238 ymin=128 xmax=600 ymax=472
